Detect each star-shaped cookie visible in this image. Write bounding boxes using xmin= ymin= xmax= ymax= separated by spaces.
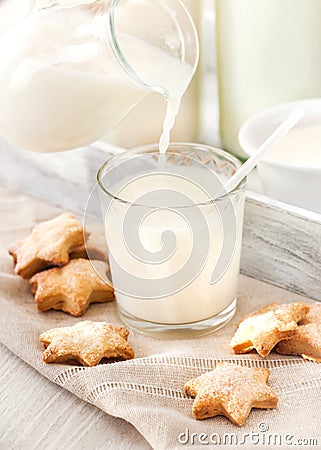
xmin=40 ymin=320 xmax=134 ymax=366
xmin=276 ymin=303 xmax=321 ymax=362
xmin=9 ymin=213 xmax=87 ymax=278
xmin=230 ymin=302 xmax=309 ymax=357
xmin=30 ymin=258 xmax=114 ymax=316
xmin=184 ymin=362 xmax=278 ymax=426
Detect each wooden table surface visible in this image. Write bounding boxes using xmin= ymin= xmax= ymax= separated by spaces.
xmin=0 ymin=343 xmax=151 ymax=449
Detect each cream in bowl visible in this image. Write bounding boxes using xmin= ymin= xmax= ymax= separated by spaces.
xmin=239 ymin=99 xmax=321 ymax=213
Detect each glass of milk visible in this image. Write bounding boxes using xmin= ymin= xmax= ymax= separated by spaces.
xmin=97 ymin=143 xmax=246 ymax=338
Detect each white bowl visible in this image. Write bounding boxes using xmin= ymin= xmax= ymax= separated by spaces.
xmin=239 ymin=99 xmax=321 ymax=213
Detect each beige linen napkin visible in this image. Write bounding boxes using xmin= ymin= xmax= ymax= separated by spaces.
xmin=0 ymin=186 xmax=320 ymax=450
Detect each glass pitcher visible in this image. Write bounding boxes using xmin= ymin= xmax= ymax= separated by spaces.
xmin=0 ymin=0 xmax=198 ymax=152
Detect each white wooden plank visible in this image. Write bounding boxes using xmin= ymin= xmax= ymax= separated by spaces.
xmin=242 ymin=191 xmax=321 ymax=301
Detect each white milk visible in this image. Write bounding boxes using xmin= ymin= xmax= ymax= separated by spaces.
xmin=105 ymin=166 xmax=244 ymax=325
xmin=266 ymin=125 xmax=321 ymax=168
xmin=0 ymin=7 xmax=194 ymax=152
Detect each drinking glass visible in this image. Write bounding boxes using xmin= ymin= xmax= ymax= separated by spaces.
xmin=97 ymin=143 xmax=246 ymax=338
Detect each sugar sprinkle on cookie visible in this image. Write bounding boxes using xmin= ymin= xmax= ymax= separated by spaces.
xmin=230 ymin=302 xmax=309 ymax=357
xmin=40 ymin=320 xmax=134 ymax=366
xmin=9 ymin=213 xmax=87 ymax=278
xmin=184 ymin=362 xmax=278 ymax=426
xmin=30 ymin=258 xmax=114 ymax=316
